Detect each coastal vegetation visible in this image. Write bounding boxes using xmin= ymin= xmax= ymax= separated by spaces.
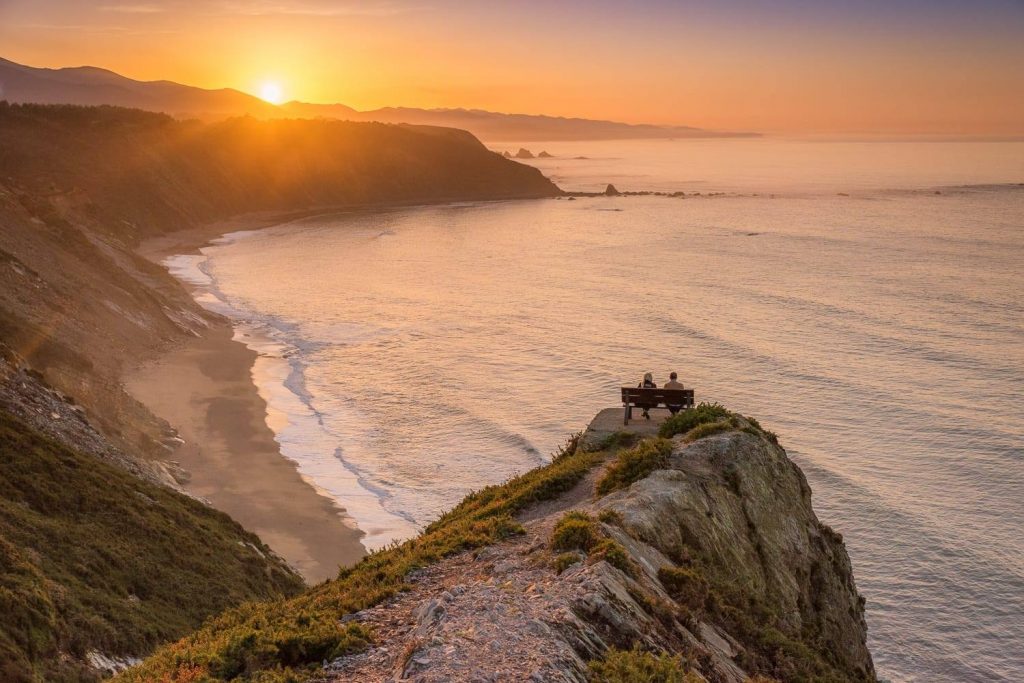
xmin=657 ymin=402 xmax=733 ymax=438
xmin=0 ymin=411 xmax=303 ymax=682
xmin=118 ymin=436 xmax=608 ymax=682
xmin=551 ymin=511 xmax=601 ymax=552
xmin=595 ymin=438 xmax=674 ymax=494
xmin=120 ymin=410 xmax=873 ymax=682
xmin=588 ymin=646 xmax=701 ymax=682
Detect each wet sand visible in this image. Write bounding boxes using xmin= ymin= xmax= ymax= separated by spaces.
xmin=128 ymin=221 xmax=367 ymax=583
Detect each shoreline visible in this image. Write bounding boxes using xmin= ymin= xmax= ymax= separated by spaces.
xmin=128 ymin=212 xmax=372 ymax=583
xmin=127 ymin=196 xmax=564 ymax=582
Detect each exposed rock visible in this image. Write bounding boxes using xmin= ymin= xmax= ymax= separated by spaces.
xmin=515 ymin=148 xmax=535 ymax=159
xmin=604 ymin=183 xmax=620 ymax=196
xmin=538 ymin=151 xmax=553 ymax=158
xmin=598 ymin=428 xmax=874 ymax=680
xmin=324 ymin=418 xmax=874 ymax=682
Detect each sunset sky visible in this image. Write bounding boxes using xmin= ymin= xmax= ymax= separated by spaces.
xmin=1 ymin=0 xmax=1023 ymax=135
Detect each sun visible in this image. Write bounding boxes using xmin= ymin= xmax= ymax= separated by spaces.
xmin=259 ymin=82 xmax=284 ymax=105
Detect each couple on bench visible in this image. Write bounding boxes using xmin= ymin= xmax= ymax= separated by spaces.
xmin=636 ymin=371 xmax=685 ymax=419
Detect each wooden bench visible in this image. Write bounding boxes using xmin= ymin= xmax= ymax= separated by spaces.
xmin=620 ymin=387 xmax=695 ymax=425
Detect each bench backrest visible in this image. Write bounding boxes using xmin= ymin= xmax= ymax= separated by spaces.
xmin=621 ymin=387 xmax=694 ymax=405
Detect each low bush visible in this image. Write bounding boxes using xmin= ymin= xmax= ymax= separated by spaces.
xmin=588 ymin=646 xmax=701 ymax=682
xmin=658 ymin=402 xmax=732 ymax=438
xmin=551 ymin=512 xmax=601 ymax=552
xmin=682 ymin=420 xmax=735 ymax=442
xmin=554 ymin=552 xmax=583 ymax=574
xmin=658 ymin=566 xmax=710 ymax=613
xmin=594 ymin=431 xmax=640 ymax=451
xmin=595 ymin=438 xmax=674 ymax=495
xmin=589 ymin=539 xmax=636 ymax=577
xmin=598 ymin=508 xmax=623 ymax=526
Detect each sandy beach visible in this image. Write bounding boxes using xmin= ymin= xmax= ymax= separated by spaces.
xmin=128 ymin=221 xmax=368 ymax=583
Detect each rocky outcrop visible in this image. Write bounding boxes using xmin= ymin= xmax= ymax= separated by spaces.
xmin=515 ymin=147 xmax=535 ymax=159
xmin=319 ymin=418 xmax=874 ymax=682
xmin=599 ymin=427 xmax=874 ymax=680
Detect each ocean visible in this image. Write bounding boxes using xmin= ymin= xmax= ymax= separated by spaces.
xmin=166 ymin=138 xmax=1023 ymax=682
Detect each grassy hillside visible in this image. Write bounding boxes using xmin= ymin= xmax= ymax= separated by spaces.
xmin=0 ymin=102 xmax=560 ymax=240
xmin=117 ymin=434 xmax=602 ymax=682
xmin=0 ymin=410 xmax=305 ymax=682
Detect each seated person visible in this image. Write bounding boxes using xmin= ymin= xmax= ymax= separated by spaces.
xmin=638 ymin=372 xmax=657 ymax=419
xmin=664 ymin=371 xmax=685 ymax=414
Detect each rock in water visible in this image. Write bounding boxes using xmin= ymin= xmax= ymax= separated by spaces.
xmin=605 ymin=183 xmax=621 ymax=196
xmin=515 ymin=147 xmax=535 ymax=159
xmin=538 ymin=151 xmax=553 ymax=158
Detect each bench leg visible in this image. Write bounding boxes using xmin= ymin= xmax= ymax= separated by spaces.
xmin=624 ymin=405 xmax=631 ymax=425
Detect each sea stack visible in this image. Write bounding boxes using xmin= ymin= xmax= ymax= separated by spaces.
xmin=515 ymin=147 xmax=535 ymax=159
xmin=605 ymin=183 xmax=621 ymax=196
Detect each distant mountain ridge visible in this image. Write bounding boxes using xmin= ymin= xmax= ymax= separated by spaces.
xmin=0 ymin=57 xmax=757 ymax=141
xmin=0 ymin=57 xmax=281 ymax=118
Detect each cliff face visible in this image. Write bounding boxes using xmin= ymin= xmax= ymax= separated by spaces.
xmin=124 ymin=412 xmax=874 ymax=683
xmin=323 ymin=422 xmax=874 ymax=683
xmin=604 ymin=426 xmax=873 ymax=680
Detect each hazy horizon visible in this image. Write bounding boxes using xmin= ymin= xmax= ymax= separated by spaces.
xmin=1 ymin=0 xmax=1023 ymax=136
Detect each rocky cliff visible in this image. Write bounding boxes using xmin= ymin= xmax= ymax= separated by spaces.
xmin=123 ymin=407 xmax=874 ymax=682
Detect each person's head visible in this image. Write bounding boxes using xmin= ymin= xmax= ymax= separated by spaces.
xmin=670 ymin=371 xmax=677 ymax=380
xmin=643 ymin=372 xmax=653 ymax=383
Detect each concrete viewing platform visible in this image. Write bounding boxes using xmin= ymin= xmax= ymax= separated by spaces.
xmin=582 ymin=407 xmax=675 ymax=449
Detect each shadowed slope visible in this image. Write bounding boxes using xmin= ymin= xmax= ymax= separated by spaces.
xmin=0 ymin=409 xmax=305 ymax=682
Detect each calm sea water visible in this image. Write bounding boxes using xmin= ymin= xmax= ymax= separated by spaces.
xmin=169 ymin=139 xmax=1023 ymax=682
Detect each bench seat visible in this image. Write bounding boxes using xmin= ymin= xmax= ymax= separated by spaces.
xmin=620 ymin=387 xmax=694 ymax=425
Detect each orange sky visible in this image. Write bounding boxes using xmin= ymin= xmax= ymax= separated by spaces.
xmin=1 ymin=0 xmax=1023 ymax=135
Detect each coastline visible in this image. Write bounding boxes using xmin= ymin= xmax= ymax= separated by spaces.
xmin=127 ymin=214 xmax=370 ymax=583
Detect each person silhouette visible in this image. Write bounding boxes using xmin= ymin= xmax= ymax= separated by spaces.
xmin=638 ymin=372 xmax=657 ymax=419
xmin=664 ymin=371 xmax=684 ymax=414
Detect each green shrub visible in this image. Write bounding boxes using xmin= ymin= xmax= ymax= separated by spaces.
xmin=683 ymin=420 xmax=734 ymax=442
xmin=589 ymin=539 xmax=636 ymax=577
xmin=598 ymin=508 xmax=623 ymax=526
xmin=588 ymin=646 xmax=700 ymax=682
xmin=626 ymin=586 xmax=679 ymax=630
xmin=553 ymin=431 xmax=584 ymax=461
xmin=595 ymin=431 xmax=640 ymax=451
xmin=658 ymin=402 xmax=732 ymax=438
xmin=551 ymin=512 xmax=601 ymax=552
xmin=741 ymin=415 xmax=780 ymax=446
xmin=595 ymin=438 xmax=674 ymax=495
xmin=554 ymin=552 xmax=583 ymax=574
xmin=658 ymin=566 xmax=710 ymax=613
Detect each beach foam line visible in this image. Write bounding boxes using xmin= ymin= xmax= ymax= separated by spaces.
xmin=163 ymin=245 xmax=419 ymax=551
